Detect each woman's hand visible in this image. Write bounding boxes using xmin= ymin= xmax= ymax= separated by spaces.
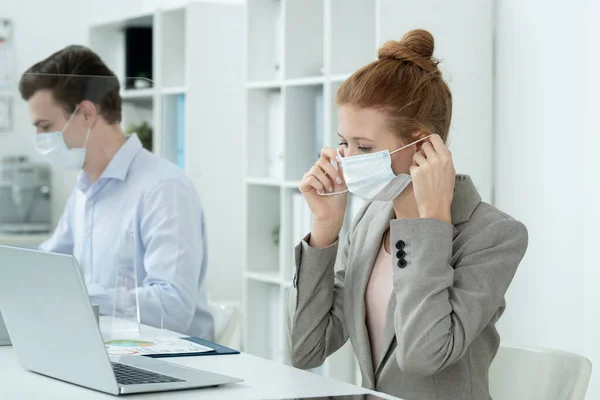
xmin=410 ymin=135 xmax=456 ymax=224
xmin=299 ymin=147 xmax=348 ymax=247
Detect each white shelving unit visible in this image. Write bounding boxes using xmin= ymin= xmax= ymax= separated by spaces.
xmin=89 ymin=2 xmax=244 ymax=171
xmin=88 ymin=2 xmax=246 ymax=306
xmin=243 ymin=0 xmax=494 ymax=386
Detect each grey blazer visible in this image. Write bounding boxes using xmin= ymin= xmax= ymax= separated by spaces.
xmin=286 ymin=175 xmax=528 ymax=400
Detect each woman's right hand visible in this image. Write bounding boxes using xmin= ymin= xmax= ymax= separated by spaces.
xmin=299 ymin=147 xmax=348 ymax=248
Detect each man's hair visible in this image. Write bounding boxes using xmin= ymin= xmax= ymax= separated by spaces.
xmin=19 ymin=45 xmax=122 ymax=124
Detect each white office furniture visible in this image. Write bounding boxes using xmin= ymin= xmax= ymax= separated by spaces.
xmin=242 ymin=0 xmax=494 ymax=385
xmin=0 ymin=317 xmax=397 ymax=400
xmin=489 ymin=344 xmax=592 ymax=400
xmin=89 ymin=1 xmax=246 ymax=304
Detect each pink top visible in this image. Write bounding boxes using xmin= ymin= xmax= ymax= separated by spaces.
xmin=365 ymin=237 xmax=394 ymax=368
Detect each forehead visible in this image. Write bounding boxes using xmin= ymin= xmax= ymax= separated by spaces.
xmin=27 ymin=90 xmax=66 ymax=121
xmin=338 ymin=106 xmax=389 ymax=137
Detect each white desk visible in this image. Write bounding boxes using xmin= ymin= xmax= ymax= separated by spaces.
xmin=0 ymin=318 xmax=398 ymax=400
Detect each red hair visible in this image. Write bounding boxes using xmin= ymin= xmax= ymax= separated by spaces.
xmin=337 ymin=29 xmax=452 ymax=143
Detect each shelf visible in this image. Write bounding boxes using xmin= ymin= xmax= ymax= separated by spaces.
xmin=245 ymin=270 xmax=283 ymax=285
xmin=247 ymin=81 xmax=283 ymax=90
xmin=245 ymin=178 xmax=301 ymax=189
xmin=90 ymin=11 xmax=154 ymax=30
xmin=162 ymin=86 xmax=187 ymax=95
xmin=247 ymin=77 xmax=326 ymax=89
xmin=246 ymin=177 xmax=282 ymax=187
xmin=330 ymin=74 xmax=351 ymax=83
xmin=121 ymin=89 xmax=155 ymax=100
xmin=284 ymin=76 xmax=325 ymax=87
xmin=282 ymin=180 xmax=301 ymax=189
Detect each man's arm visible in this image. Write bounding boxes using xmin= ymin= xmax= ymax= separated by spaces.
xmin=135 ymin=179 xmax=209 ymax=336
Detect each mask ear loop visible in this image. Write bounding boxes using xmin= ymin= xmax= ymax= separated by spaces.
xmin=316 ymin=134 xmax=434 ymax=196
xmin=388 ymin=134 xmax=433 ymax=155
xmin=61 ymin=105 xmax=80 ymax=134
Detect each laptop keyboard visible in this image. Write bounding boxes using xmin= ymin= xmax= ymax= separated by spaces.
xmin=111 ymin=362 xmax=185 ymax=385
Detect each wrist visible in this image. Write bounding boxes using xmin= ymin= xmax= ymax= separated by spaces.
xmin=309 ymin=220 xmax=342 ymax=248
xmin=419 ymin=207 xmax=452 ymax=224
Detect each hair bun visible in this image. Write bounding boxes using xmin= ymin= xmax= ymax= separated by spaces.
xmin=378 ymin=29 xmax=438 ymax=73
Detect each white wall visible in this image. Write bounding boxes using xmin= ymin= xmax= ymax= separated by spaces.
xmin=495 ymin=0 xmax=596 ymax=396
xmin=377 ymin=0 xmax=494 ymax=204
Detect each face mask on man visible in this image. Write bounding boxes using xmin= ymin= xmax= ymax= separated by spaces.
xmin=34 ymin=106 xmax=91 ymax=170
xmin=320 ymin=135 xmax=432 ymax=202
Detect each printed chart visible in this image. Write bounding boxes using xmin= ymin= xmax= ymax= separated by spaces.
xmin=105 ymin=337 xmax=214 ymax=356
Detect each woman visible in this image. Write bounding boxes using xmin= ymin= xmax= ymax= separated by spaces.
xmin=286 ymin=29 xmax=528 ymax=400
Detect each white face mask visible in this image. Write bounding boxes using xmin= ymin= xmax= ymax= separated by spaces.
xmin=34 ymin=107 xmax=91 ymax=170
xmin=320 ymin=135 xmax=432 ymax=201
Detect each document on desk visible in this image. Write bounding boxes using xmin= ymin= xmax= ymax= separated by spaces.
xmin=104 ymin=337 xmax=214 ymax=357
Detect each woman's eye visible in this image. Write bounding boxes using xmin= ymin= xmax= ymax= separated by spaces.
xmin=358 ymin=146 xmax=372 ymax=152
xmin=338 ymin=142 xmax=348 ymax=147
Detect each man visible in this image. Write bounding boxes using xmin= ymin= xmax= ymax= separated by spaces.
xmin=19 ymin=45 xmax=214 ymax=340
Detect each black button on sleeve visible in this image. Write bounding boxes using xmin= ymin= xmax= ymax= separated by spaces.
xmin=397 ymin=259 xmax=407 ymax=268
xmin=395 ymin=240 xmax=406 ymax=250
xmin=396 ymin=250 xmax=405 ymax=259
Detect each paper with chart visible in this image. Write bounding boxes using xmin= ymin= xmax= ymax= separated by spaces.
xmin=105 ymin=337 xmax=214 ymax=356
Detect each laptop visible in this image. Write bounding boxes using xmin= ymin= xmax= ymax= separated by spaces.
xmin=270 ymin=396 xmax=388 ymax=400
xmin=0 ymin=245 xmax=243 ymax=395
xmin=0 ymin=311 xmax=10 ymax=346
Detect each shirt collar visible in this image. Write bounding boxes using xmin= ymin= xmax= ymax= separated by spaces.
xmin=76 ymin=134 xmax=143 ymax=192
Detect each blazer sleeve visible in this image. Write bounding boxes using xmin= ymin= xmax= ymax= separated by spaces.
xmin=390 ymin=217 xmax=528 ymax=376
xmin=286 ymin=206 xmax=368 ymax=370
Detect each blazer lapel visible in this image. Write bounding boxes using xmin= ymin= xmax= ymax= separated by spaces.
xmin=373 ymin=205 xmax=399 ymax=377
xmin=348 ymin=201 xmax=395 ymax=387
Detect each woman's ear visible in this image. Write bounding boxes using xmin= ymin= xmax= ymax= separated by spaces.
xmin=411 ymin=130 xmax=428 ymax=151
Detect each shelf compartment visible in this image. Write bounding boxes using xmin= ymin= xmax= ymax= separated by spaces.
xmin=247 ymin=87 xmax=284 ymax=180
xmin=284 ymin=84 xmax=324 ymax=181
xmin=246 ymin=185 xmax=281 ymax=275
xmin=284 ymin=0 xmax=324 ymax=79
xmin=247 ymin=0 xmax=284 ymax=82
